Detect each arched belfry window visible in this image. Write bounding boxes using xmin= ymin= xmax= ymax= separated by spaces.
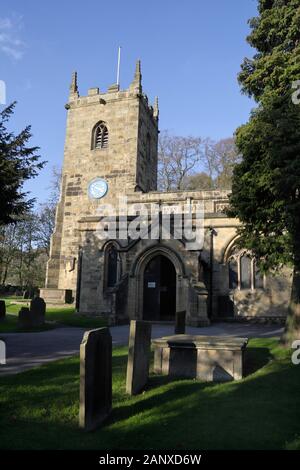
xmin=92 ymin=122 xmax=108 ymax=149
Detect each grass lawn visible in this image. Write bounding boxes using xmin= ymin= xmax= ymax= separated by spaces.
xmin=0 ymin=338 xmax=299 ymax=450
xmin=0 ymin=298 xmax=107 ymax=333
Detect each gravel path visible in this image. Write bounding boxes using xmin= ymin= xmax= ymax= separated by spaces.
xmin=0 ymin=322 xmax=283 ymax=376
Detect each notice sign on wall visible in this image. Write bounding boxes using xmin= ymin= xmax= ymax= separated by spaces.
xmin=147 ymin=282 xmax=156 ymax=288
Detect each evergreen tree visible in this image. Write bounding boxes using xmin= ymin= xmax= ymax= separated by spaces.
xmin=0 ymin=102 xmax=45 ymax=224
xmin=229 ymin=0 xmax=300 ymax=344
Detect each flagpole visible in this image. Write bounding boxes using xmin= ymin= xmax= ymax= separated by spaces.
xmin=117 ymin=46 xmax=121 ymax=87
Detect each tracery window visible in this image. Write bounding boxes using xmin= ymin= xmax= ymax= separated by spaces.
xmin=105 ymin=244 xmax=121 ymax=288
xmin=228 ymin=248 xmax=264 ymax=290
xmin=92 ymin=122 xmax=108 ymax=149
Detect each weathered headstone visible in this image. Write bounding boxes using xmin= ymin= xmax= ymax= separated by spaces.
xmin=18 ymin=307 xmax=32 ymax=329
xmin=79 ymin=327 xmax=112 ymax=431
xmin=30 ymin=297 xmax=46 ymax=327
xmin=23 ymin=290 xmax=30 ymax=299
xmin=0 ymin=300 xmax=6 ymax=321
xmin=175 ymin=310 xmax=186 ymax=335
xmin=126 ymin=320 xmax=152 ymax=395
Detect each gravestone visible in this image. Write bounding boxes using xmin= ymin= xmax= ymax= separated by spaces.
xmin=126 ymin=320 xmax=152 ymax=395
xmin=30 ymin=297 xmax=46 ymax=327
xmin=23 ymin=290 xmax=30 ymax=299
xmin=0 ymin=339 xmax=5 ymax=365
xmin=0 ymin=300 xmax=6 ymax=321
xmin=175 ymin=310 xmax=186 ymax=335
xmin=18 ymin=297 xmax=46 ymax=329
xmin=79 ymin=327 xmax=112 ymax=431
xmin=18 ymin=307 xmax=32 ymax=329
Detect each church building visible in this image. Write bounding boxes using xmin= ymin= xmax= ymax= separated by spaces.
xmin=40 ymin=62 xmax=291 ymax=326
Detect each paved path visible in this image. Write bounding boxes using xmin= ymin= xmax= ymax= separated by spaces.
xmin=0 ymin=323 xmax=283 ymax=376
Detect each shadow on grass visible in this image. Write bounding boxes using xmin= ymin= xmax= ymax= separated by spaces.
xmin=244 ymin=347 xmax=272 ymax=376
xmin=145 ymin=373 xmax=177 ymax=390
xmin=105 ymin=356 xmax=300 ymax=450
xmin=1 ymin=357 xmax=299 ymax=450
xmin=0 ymin=314 xmax=57 ymax=334
xmin=0 ymin=341 xmax=299 ymax=450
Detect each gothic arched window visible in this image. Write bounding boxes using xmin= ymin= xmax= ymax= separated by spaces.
xmin=240 ymin=254 xmax=251 ymax=289
xmin=92 ymin=122 xmax=108 ymax=149
xmin=227 ymin=248 xmax=264 ymax=291
xmin=229 ymin=259 xmax=238 ymax=289
xmin=105 ymin=244 xmax=121 ymax=288
xmin=254 ymin=260 xmax=264 ymax=289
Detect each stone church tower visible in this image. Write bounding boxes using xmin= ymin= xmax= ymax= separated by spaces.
xmin=41 ymin=61 xmax=291 ymax=326
xmin=43 ymin=61 xmax=158 ymax=303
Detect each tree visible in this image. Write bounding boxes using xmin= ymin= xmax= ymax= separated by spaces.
xmin=36 ymin=166 xmax=61 ymax=255
xmin=47 ymin=165 xmax=61 ymax=205
xmin=36 ymin=204 xmax=56 ymax=256
xmin=0 ymin=212 xmax=46 ymax=288
xmin=199 ymin=137 xmax=240 ymax=189
xmin=0 ymin=224 xmax=18 ymax=285
xmin=228 ymin=0 xmax=300 ymax=344
xmin=158 ymin=131 xmax=240 ymax=191
xmin=182 ymin=138 xmax=240 ymax=190
xmin=184 ymin=172 xmax=214 ymax=190
xmin=0 ymin=166 xmax=61 ymax=288
xmin=0 ymin=102 xmax=45 ymax=225
xmin=157 ymin=131 xmax=203 ymax=190
xmin=211 ymin=138 xmax=241 ymax=189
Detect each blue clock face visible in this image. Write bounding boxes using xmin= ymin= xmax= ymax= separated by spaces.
xmin=88 ymin=178 xmax=108 ymax=199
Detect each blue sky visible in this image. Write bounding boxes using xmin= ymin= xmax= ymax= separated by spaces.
xmin=0 ymin=0 xmax=258 ymax=204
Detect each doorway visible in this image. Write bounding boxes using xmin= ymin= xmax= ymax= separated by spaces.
xmin=143 ymin=255 xmax=176 ymax=321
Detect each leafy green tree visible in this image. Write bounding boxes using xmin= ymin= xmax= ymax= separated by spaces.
xmin=229 ymin=0 xmax=300 ymax=344
xmin=0 ymin=213 xmax=48 ymax=289
xmin=0 ymin=166 xmax=60 ymax=288
xmin=0 ymin=102 xmax=45 ymax=224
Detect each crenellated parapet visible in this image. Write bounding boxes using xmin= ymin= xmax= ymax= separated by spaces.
xmin=66 ymin=60 xmax=158 ymax=126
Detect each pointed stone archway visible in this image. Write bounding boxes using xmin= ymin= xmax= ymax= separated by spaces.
xmin=129 ymin=245 xmax=187 ymax=322
xmin=143 ymin=254 xmax=176 ymax=321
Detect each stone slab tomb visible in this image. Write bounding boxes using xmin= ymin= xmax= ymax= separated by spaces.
xmin=126 ymin=320 xmax=152 ymax=395
xmin=39 ymin=288 xmax=73 ymax=304
xmin=152 ymin=335 xmax=248 ymax=382
xmin=79 ymin=327 xmax=112 ymax=431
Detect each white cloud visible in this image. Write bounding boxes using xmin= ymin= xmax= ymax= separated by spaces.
xmin=0 ymin=18 xmax=12 ymax=29
xmin=0 ymin=15 xmax=25 ymax=60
